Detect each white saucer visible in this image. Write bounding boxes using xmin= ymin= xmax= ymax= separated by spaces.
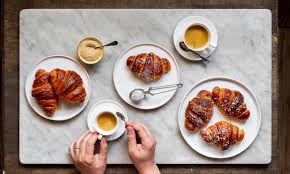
xmin=87 ymin=100 xmax=128 ymax=141
xmin=173 ymin=16 xmax=218 ymax=61
xmin=113 ymin=43 xmax=180 ymax=110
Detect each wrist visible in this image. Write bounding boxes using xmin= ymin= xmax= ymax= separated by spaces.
xmin=137 ymin=162 xmax=160 ymax=174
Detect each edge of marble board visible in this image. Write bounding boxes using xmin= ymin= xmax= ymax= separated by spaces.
xmin=18 ymin=8 xmax=272 ymax=14
xmin=18 ymin=9 xmax=272 ymax=165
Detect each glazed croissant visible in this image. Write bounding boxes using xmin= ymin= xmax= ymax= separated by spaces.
xmin=200 ymin=121 xmax=244 ymax=150
xmin=32 ymin=69 xmax=58 ymax=116
xmin=212 ymin=87 xmax=250 ymax=120
xmin=126 ymin=52 xmax=171 ymax=82
xmin=185 ymin=90 xmax=214 ymax=131
xmin=49 ymin=68 xmax=86 ymax=103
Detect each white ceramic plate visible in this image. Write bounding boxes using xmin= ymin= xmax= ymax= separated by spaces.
xmin=178 ymin=77 xmax=261 ymax=158
xmin=25 ymin=55 xmax=91 ymax=121
xmin=113 ymin=43 xmax=180 ymax=110
xmin=173 ymin=16 xmax=218 ymax=61
xmin=87 ymin=100 xmax=128 ymax=141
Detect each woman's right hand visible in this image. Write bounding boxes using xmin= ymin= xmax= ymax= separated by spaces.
xmin=125 ymin=121 xmax=160 ymax=174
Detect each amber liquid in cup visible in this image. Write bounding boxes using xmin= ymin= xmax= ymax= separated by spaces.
xmin=96 ymin=112 xmax=117 ymax=131
xmin=184 ymin=25 xmax=210 ymax=51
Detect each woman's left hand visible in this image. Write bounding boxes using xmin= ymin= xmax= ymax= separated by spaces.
xmin=69 ymin=131 xmax=108 ymax=174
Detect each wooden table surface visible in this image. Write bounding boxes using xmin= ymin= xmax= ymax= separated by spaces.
xmin=3 ymin=0 xmax=282 ymax=173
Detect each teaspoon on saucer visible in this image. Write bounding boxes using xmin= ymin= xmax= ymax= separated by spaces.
xmin=116 ymin=111 xmax=142 ymax=143
xmin=116 ymin=112 xmax=126 ymax=122
xmin=179 ymin=41 xmax=211 ymax=61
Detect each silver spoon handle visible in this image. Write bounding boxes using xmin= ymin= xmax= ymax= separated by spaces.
xmin=149 ymin=88 xmax=178 ymax=95
xmin=187 ymin=48 xmax=210 ymax=61
xmin=149 ymin=83 xmax=183 ymax=90
xmin=87 ymin=41 xmax=118 ymax=49
xmin=146 ymin=83 xmax=183 ymax=95
xmin=101 ymin=41 xmax=118 ymax=48
xmin=179 ymin=41 xmax=211 ymax=61
xmin=116 ymin=112 xmax=126 ymax=122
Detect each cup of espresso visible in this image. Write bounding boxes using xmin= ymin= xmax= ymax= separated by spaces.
xmin=183 ymin=23 xmax=211 ymax=52
xmin=94 ymin=111 xmax=119 ymax=140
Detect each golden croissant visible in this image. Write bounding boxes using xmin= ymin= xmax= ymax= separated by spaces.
xmin=126 ymin=52 xmax=171 ymax=82
xmin=185 ymin=90 xmax=214 ymax=131
xmin=212 ymin=87 xmax=250 ymax=120
xmin=49 ymin=68 xmax=86 ymax=103
xmin=200 ymin=121 xmax=244 ymax=150
xmin=32 ymin=69 xmax=58 ymax=116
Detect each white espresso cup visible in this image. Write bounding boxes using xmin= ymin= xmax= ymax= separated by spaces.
xmin=94 ymin=111 xmax=119 ymax=140
xmin=183 ymin=23 xmax=215 ymax=52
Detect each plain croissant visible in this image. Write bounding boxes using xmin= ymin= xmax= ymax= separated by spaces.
xmin=212 ymin=87 xmax=250 ymax=120
xmin=32 ymin=69 xmax=58 ymax=116
xmin=185 ymin=90 xmax=214 ymax=131
xmin=126 ymin=52 xmax=171 ymax=82
xmin=200 ymin=121 xmax=244 ymax=150
xmin=49 ymin=68 xmax=86 ymax=103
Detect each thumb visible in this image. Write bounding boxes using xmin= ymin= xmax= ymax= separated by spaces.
xmin=98 ymin=137 xmax=108 ymax=160
xmin=127 ymin=126 xmax=137 ymax=152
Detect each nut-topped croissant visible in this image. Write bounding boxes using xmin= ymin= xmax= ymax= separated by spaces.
xmin=32 ymin=69 xmax=58 ymax=116
xmin=126 ymin=52 xmax=171 ymax=82
xmin=185 ymin=90 xmax=214 ymax=131
xmin=200 ymin=121 xmax=245 ymax=150
xmin=49 ymin=68 xmax=86 ymax=103
xmin=212 ymin=87 xmax=250 ymax=120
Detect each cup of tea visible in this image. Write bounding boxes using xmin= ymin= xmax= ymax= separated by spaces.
xmin=183 ymin=23 xmax=214 ymax=52
xmin=94 ymin=111 xmax=119 ymax=140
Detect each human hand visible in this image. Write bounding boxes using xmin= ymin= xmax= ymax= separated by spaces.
xmin=69 ymin=131 xmax=108 ymax=174
xmin=126 ymin=122 xmax=160 ymax=174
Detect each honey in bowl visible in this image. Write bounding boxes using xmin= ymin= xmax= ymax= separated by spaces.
xmin=96 ymin=112 xmax=117 ymax=131
xmin=184 ymin=25 xmax=209 ymax=50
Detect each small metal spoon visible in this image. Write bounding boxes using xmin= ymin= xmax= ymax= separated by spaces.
xmin=87 ymin=41 xmax=118 ymax=49
xmin=179 ymin=41 xmax=210 ymax=61
xmin=117 ymin=112 xmax=141 ymax=143
xmin=116 ymin=112 xmax=126 ymax=122
xmin=129 ymin=83 xmax=183 ymax=103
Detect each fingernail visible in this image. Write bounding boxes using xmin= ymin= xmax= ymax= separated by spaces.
xmin=127 ymin=126 xmax=133 ymax=133
xmin=101 ymin=137 xmax=106 ymax=142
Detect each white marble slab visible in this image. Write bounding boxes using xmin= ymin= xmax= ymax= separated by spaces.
xmin=19 ymin=9 xmax=272 ymax=164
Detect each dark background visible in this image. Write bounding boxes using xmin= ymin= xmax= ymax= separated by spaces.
xmin=1 ymin=0 xmax=4 ymax=172
xmin=1 ymin=0 xmax=290 ymax=173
